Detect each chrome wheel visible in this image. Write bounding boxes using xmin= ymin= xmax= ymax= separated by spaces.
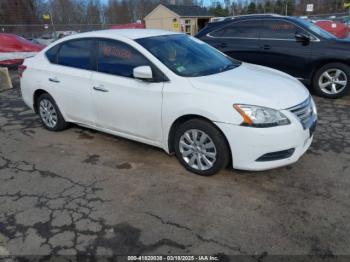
xmin=179 ymin=129 xmax=217 ymax=171
xmin=319 ymin=68 xmax=347 ymax=95
xmin=39 ymin=99 xmax=58 ymax=128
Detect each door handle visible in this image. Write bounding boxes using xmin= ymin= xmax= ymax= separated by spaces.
xmin=262 ymin=44 xmax=271 ymax=50
xmin=49 ymin=77 xmax=60 ymax=83
xmin=93 ymin=85 xmax=109 ymax=92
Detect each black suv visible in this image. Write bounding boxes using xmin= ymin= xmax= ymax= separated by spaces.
xmin=196 ymin=14 xmax=350 ymax=98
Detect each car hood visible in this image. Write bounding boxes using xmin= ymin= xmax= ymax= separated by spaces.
xmin=188 ymin=63 xmax=310 ymax=109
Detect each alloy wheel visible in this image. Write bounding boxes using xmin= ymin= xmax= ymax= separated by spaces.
xmin=319 ymin=68 xmax=347 ymax=95
xmin=179 ymin=129 xmax=217 ymax=171
xmin=39 ymin=99 xmax=58 ymax=128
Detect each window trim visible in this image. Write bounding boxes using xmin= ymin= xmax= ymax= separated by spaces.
xmin=45 ymin=37 xmax=168 ymax=82
xmin=207 ymin=18 xmax=320 ymax=42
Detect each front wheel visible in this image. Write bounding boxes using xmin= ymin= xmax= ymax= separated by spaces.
xmin=174 ymin=119 xmax=230 ymax=176
xmin=313 ymin=63 xmax=350 ymax=98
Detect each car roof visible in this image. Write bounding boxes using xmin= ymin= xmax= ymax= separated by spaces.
xmin=64 ymin=29 xmax=181 ymax=41
xmin=210 ymin=14 xmax=298 ymax=25
xmin=206 ymin=15 xmax=304 ymax=30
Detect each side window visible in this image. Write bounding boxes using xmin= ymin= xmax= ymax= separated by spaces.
xmin=57 ymin=39 xmax=94 ymax=70
xmin=210 ymin=20 xmax=259 ymax=38
xmin=97 ymin=39 xmax=150 ymax=78
xmin=261 ymin=20 xmax=298 ymax=40
xmin=45 ymin=44 xmax=60 ymax=64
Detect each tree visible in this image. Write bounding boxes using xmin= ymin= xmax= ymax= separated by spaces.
xmin=247 ymin=2 xmax=257 ymax=14
xmin=274 ymin=0 xmax=284 ymax=14
xmin=209 ymin=2 xmax=229 ymax=17
xmin=256 ymin=3 xmax=264 ymax=13
xmin=285 ymin=0 xmax=296 ymax=16
xmin=264 ymin=0 xmax=274 ymax=13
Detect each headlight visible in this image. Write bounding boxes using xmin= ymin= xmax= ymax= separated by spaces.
xmin=233 ymin=104 xmax=291 ymax=128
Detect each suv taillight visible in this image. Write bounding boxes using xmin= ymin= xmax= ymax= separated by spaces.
xmin=18 ymin=65 xmax=27 ymax=77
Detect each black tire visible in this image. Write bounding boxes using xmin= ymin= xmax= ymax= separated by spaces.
xmin=37 ymin=93 xmax=69 ymax=131
xmin=174 ymin=119 xmax=230 ymax=176
xmin=313 ymin=63 xmax=350 ymax=99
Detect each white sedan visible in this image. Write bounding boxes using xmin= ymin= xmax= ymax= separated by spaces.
xmin=20 ymin=29 xmax=317 ymax=176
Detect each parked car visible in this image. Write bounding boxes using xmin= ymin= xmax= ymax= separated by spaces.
xmin=20 ymin=29 xmax=317 ymax=176
xmin=0 ymin=33 xmax=44 ymax=66
xmin=196 ymin=14 xmax=350 ymax=98
xmin=110 ymin=23 xmax=145 ymax=29
xmin=33 ymin=33 xmax=56 ymax=46
xmin=314 ymin=20 xmax=349 ymax=39
xmin=33 ymin=31 xmax=78 ymax=46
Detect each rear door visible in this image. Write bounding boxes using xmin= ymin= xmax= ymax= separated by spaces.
xmin=259 ymin=19 xmax=312 ymax=79
xmin=47 ymin=38 xmax=96 ymax=126
xmin=205 ymin=19 xmax=262 ymax=64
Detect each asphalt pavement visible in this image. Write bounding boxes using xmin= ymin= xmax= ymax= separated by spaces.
xmin=0 ymin=70 xmax=349 ymax=259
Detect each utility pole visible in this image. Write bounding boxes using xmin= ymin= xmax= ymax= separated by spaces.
xmin=49 ymin=10 xmax=57 ymax=40
xmin=285 ymin=1 xmax=288 ymax=16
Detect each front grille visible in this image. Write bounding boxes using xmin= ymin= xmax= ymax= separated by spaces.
xmin=288 ymin=96 xmax=315 ymax=129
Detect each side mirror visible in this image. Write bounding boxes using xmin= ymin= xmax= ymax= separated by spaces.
xmin=295 ymin=32 xmax=310 ymax=44
xmin=133 ymin=66 xmax=153 ymax=80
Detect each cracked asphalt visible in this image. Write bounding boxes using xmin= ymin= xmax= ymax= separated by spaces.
xmin=0 ymin=70 xmax=350 ymax=258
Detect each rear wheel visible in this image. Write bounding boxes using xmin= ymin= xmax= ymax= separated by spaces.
xmin=37 ymin=93 xmax=68 ymax=131
xmin=174 ymin=119 xmax=230 ymax=176
xmin=313 ymin=63 xmax=350 ymax=98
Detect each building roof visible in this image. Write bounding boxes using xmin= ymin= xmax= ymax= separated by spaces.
xmin=163 ymin=4 xmax=212 ymax=17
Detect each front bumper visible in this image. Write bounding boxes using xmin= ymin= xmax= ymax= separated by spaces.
xmin=216 ymin=114 xmax=315 ymax=171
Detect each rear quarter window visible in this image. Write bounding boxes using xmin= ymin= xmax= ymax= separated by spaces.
xmin=210 ymin=20 xmax=260 ymax=38
xmin=45 ymin=44 xmax=60 ymax=64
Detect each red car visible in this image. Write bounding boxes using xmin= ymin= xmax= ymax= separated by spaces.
xmin=0 ymin=33 xmax=44 ymax=66
xmin=315 ymin=20 xmax=349 ymax=39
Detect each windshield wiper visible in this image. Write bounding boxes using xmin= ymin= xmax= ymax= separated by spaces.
xmin=219 ymin=64 xmax=236 ymax=72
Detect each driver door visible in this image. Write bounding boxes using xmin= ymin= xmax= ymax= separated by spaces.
xmin=91 ymin=39 xmax=164 ymax=145
xmin=259 ymin=19 xmax=312 ymax=80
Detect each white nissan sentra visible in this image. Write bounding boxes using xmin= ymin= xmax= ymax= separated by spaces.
xmin=20 ymin=29 xmax=317 ymax=176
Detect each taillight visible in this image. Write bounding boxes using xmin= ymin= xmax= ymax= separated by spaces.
xmin=18 ymin=65 xmax=27 ymax=77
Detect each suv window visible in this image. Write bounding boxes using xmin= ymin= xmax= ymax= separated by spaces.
xmin=45 ymin=44 xmax=60 ymax=63
xmin=97 ymin=39 xmax=150 ymax=78
xmin=261 ymin=19 xmax=299 ymax=40
xmin=57 ymin=39 xmax=94 ymax=70
xmin=210 ymin=20 xmax=259 ymax=38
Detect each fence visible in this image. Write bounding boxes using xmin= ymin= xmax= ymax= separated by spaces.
xmin=0 ymin=24 xmax=113 ymax=39
xmin=1 ymin=11 xmax=350 ymax=40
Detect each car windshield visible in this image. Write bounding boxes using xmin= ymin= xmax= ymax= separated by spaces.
xmin=297 ymin=19 xmax=336 ymax=39
xmin=136 ymin=34 xmax=241 ymax=77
